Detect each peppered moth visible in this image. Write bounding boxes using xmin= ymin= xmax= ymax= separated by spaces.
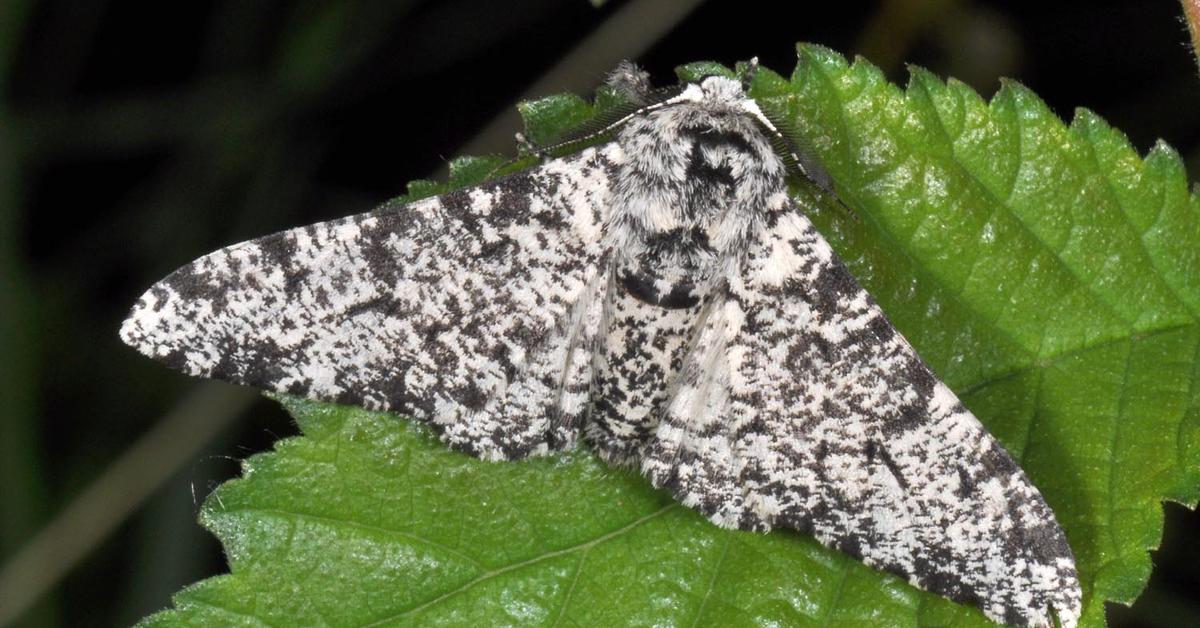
xmin=120 ymin=61 xmax=1082 ymax=627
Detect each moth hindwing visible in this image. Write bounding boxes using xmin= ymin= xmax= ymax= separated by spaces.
xmin=121 ymin=63 xmax=1081 ymax=628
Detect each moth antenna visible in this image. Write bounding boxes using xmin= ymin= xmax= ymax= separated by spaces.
xmin=803 ymin=185 xmax=858 ymax=223
xmin=750 ymin=97 xmax=856 ymax=220
xmin=496 ymin=62 xmax=682 ymax=173
xmin=524 ymin=87 xmax=685 ymax=160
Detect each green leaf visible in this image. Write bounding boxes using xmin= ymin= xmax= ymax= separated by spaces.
xmin=140 ymin=45 xmax=1200 ymax=627
xmin=516 ymin=93 xmax=596 ymax=147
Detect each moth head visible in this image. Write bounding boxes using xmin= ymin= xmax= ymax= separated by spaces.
xmin=529 ymin=60 xmax=840 ymax=206
xmin=641 ymin=73 xmax=837 ymax=202
xmin=679 ymin=75 xmax=749 ymax=109
xmin=672 ymin=61 xmax=839 ymax=202
xmin=674 ymin=56 xmax=758 ymax=108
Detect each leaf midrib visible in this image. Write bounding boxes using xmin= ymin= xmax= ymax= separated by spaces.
xmin=209 ymin=506 xmax=487 ymax=570
xmin=359 ymin=504 xmax=678 ymax=627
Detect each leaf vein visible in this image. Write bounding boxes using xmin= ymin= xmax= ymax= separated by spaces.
xmin=551 ymin=550 xmax=588 ymax=628
xmin=959 ymin=322 xmax=1194 ymax=397
xmin=1079 ymin=124 xmax=1200 ymax=323
xmin=364 ymin=504 xmax=678 ymax=626
xmin=689 ymin=534 xmax=733 ymax=627
xmin=227 ymin=507 xmax=486 ymax=570
xmin=1103 ymin=337 xmax=1137 ymax=592
xmin=817 ymin=562 xmax=853 ymax=627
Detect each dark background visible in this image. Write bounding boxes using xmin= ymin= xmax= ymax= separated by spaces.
xmin=1 ymin=0 xmax=1198 ymax=626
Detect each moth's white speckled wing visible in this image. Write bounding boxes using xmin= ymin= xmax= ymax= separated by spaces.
xmin=122 ymin=144 xmax=622 ymax=460
xmin=642 ymin=206 xmax=1082 ymax=628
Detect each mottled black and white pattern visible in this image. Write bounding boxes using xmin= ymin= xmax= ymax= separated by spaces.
xmin=121 ymin=68 xmax=1081 ymax=627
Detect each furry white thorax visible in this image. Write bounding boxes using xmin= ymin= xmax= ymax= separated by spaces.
xmin=605 ymin=75 xmax=790 ymax=298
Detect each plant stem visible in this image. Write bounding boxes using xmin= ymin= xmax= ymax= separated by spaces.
xmin=1184 ymin=0 xmax=1200 ymax=74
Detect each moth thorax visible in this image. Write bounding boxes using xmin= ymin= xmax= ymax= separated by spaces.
xmin=609 ymin=100 xmax=785 ymax=310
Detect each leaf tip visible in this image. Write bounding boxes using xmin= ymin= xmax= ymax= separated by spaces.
xmin=1144 ymin=138 xmax=1188 ymax=184
xmin=904 ymin=63 xmax=934 ymax=79
xmin=1070 ymin=106 xmax=1102 ymax=128
xmin=904 ymin=64 xmax=945 ymax=94
xmin=993 ymin=76 xmax=1064 ymax=122
xmin=1068 ymin=106 xmax=1117 ymax=145
xmin=1148 ymin=137 xmax=1182 ymax=161
xmin=794 ymin=42 xmax=849 ymax=76
xmin=747 ymin=64 xmax=790 ymax=98
xmin=994 ymin=76 xmax=1034 ymax=99
xmin=795 ymin=42 xmax=843 ymax=62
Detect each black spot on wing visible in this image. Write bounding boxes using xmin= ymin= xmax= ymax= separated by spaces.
xmin=353 ymin=215 xmax=414 ymax=288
